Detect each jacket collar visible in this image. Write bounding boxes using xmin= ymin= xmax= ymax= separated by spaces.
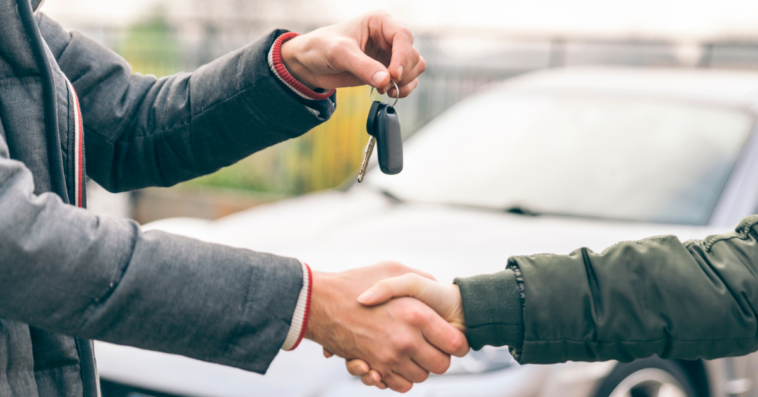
xmin=31 ymin=0 xmax=43 ymax=13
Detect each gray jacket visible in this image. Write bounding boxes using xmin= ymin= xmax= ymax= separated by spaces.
xmin=0 ymin=0 xmax=335 ymax=395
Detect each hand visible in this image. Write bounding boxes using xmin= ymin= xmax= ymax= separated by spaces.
xmin=306 ymin=262 xmax=468 ymax=393
xmin=345 ymin=274 xmax=467 ymax=388
xmin=280 ymin=10 xmax=425 ymax=98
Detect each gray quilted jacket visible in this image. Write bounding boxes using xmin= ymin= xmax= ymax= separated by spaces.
xmin=0 ymin=0 xmax=335 ymax=395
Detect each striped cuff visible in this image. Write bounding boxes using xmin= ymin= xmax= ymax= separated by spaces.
xmin=268 ymin=32 xmax=336 ymax=101
xmin=281 ymin=261 xmax=313 ymax=351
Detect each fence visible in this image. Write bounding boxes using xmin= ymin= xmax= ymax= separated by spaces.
xmin=79 ymin=15 xmax=758 ymax=196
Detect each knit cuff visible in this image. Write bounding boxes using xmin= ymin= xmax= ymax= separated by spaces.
xmin=268 ymin=32 xmax=336 ymax=101
xmin=281 ymin=262 xmax=313 ymax=351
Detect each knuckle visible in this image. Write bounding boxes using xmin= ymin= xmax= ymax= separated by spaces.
xmin=400 ymin=27 xmax=414 ymax=43
xmin=419 ymin=57 xmax=427 ymax=73
xmin=448 ymin=332 xmax=466 ymax=353
xmin=390 ymin=333 xmax=415 ymax=354
xmin=401 ymin=307 xmax=426 ymax=325
xmin=414 ymin=371 xmax=430 ymax=383
xmin=379 ymin=350 xmax=399 ymax=366
xmin=433 ymin=355 xmax=451 ymax=374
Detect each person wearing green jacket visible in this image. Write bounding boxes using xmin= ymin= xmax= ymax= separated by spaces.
xmin=341 ymin=214 xmax=758 ymax=389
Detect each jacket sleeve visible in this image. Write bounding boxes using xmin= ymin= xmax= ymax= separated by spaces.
xmin=457 ymin=215 xmax=758 ymax=365
xmin=0 ymin=130 xmax=302 ymax=373
xmin=37 ymin=14 xmax=335 ymax=192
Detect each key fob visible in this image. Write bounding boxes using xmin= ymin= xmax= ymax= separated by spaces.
xmin=374 ymin=105 xmax=403 ymax=175
xmin=366 ymin=101 xmax=382 ymax=135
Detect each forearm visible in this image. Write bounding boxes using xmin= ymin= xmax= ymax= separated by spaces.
xmin=459 ymin=215 xmax=758 ymax=365
xmin=0 ymin=142 xmax=303 ymax=373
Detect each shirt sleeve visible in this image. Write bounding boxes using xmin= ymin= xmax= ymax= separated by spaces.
xmin=281 ymin=262 xmax=313 ymax=351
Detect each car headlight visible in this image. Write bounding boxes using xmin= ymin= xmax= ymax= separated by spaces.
xmin=443 ymin=346 xmax=515 ymax=375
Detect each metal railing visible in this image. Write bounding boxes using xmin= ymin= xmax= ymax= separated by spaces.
xmin=73 ymin=18 xmax=758 ymax=195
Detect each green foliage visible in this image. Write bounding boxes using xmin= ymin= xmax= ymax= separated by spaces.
xmin=117 ymin=8 xmax=182 ymax=77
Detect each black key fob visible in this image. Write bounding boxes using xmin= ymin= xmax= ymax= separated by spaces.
xmin=368 ymin=103 xmax=403 ymax=175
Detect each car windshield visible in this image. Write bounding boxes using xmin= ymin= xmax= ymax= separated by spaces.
xmin=366 ymin=88 xmax=755 ymax=225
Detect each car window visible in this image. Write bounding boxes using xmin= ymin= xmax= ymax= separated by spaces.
xmin=366 ymin=88 xmax=755 ymax=225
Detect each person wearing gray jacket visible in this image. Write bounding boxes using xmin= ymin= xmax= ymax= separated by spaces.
xmin=0 ymin=0 xmax=468 ymax=395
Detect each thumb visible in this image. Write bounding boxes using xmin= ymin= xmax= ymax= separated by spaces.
xmin=333 ymin=45 xmax=391 ymax=89
xmin=357 ymin=273 xmax=429 ymax=306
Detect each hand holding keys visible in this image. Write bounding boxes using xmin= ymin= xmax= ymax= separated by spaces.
xmin=358 ymin=82 xmax=403 ymax=182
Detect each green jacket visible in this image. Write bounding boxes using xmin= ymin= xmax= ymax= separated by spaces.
xmin=456 ymin=214 xmax=758 ymax=364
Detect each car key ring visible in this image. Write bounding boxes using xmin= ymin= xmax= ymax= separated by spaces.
xmin=358 ymin=81 xmax=403 ymax=183
xmin=369 ymin=81 xmax=400 ymax=107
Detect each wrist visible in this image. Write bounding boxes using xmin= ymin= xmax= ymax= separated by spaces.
xmin=280 ymin=36 xmax=318 ymax=90
xmin=270 ymin=32 xmax=335 ymax=101
xmin=449 ymin=284 xmax=466 ymax=332
xmin=304 ymin=271 xmax=334 ymax=344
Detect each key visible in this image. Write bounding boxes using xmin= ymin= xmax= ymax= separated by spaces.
xmin=357 ymin=85 xmax=403 ymax=182
xmin=357 ymin=136 xmax=376 ymax=183
xmin=358 ymin=101 xmax=382 ymax=183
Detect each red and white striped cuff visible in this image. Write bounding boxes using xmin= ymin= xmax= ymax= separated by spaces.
xmin=268 ymin=32 xmax=336 ymax=101
xmin=281 ymin=261 xmax=313 ymax=351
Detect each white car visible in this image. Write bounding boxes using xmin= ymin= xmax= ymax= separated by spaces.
xmin=97 ymin=66 xmax=758 ymax=397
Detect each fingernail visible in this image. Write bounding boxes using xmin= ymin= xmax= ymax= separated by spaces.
xmin=397 ymin=66 xmax=404 ymax=80
xmin=359 ymin=364 xmax=369 ymax=373
xmin=372 ymin=372 xmax=381 ymax=383
xmin=373 ymin=71 xmax=388 ymax=87
xmin=357 ymin=290 xmax=375 ymax=304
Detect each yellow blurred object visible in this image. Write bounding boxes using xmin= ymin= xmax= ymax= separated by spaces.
xmin=187 ymin=86 xmax=373 ymax=195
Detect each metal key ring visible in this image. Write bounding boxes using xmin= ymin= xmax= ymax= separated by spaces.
xmin=370 ymin=81 xmax=400 ymax=107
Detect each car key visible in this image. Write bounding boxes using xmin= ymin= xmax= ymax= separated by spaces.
xmin=358 ymin=101 xmax=382 ymax=183
xmin=358 ymin=83 xmax=403 ymax=182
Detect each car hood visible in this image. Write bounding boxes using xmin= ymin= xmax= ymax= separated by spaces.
xmin=145 ymin=186 xmax=725 ymax=284
xmin=99 ymin=187 xmax=731 ymax=397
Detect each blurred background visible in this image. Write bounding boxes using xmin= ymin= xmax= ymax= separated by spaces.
xmin=42 ymin=1 xmax=758 ymax=396
xmin=43 ymin=0 xmax=758 ymax=224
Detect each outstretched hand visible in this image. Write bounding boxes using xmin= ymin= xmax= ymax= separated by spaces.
xmin=340 ymin=274 xmax=468 ymax=389
xmin=280 ymin=10 xmax=425 ymax=98
xmin=306 ymin=263 xmax=468 ymax=393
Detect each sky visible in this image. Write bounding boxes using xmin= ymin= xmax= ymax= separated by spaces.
xmin=43 ymin=0 xmax=758 ymax=41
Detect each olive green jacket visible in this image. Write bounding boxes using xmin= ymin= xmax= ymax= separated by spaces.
xmin=456 ymin=215 xmax=758 ymax=364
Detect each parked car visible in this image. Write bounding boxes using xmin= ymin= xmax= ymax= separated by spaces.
xmin=97 ymin=66 xmax=758 ymax=397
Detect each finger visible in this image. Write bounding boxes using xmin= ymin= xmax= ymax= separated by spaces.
xmin=393 ymin=360 xmax=430 ymax=384
xmin=332 ymin=45 xmax=390 ymax=89
xmin=323 ymin=348 xmax=334 ymax=358
xmin=382 ymin=371 xmax=414 ymax=393
xmin=346 ymin=359 xmax=371 ymax=376
xmin=421 ymin=312 xmax=470 ymax=357
xmin=360 ymin=370 xmax=382 ymax=386
xmin=357 ymin=273 xmax=429 ymax=306
xmin=378 ymin=17 xmax=416 ymax=82
xmin=397 ymin=54 xmax=425 ymax=87
xmin=412 ymin=340 xmax=451 ymax=375
xmin=376 ymin=381 xmax=388 ymax=390
xmin=389 ymin=78 xmax=419 ymax=99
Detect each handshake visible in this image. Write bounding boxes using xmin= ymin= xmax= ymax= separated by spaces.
xmin=305 ymin=261 xmax=469 ymax=393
